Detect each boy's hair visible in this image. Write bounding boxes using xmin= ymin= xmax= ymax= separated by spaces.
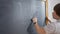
xmin=54 ymin=3 xmax=60 ymax=17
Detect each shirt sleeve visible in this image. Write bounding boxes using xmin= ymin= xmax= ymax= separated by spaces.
xmin=44 ymin=22 xmax=56 ymax=34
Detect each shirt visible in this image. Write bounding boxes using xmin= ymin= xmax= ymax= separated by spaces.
xmin=44 ymin=20 xmax=60 ymax=34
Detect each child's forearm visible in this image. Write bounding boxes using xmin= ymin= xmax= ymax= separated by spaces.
xmin=34 ymin=23 xmax=46 ymax=34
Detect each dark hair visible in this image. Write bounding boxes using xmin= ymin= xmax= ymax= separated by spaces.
xmin=54 ymin=3 xmax=60 ymax=16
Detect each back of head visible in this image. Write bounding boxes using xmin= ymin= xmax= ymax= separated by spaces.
xmin=54 ymin=3 xmax=60 ymax=17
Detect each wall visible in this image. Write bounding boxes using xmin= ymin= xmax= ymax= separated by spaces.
xmin=48 ymin=0 xmax=60 ymax=22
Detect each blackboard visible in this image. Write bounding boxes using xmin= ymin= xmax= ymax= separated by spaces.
xmin=0 ymin=0 xmax=45 ymax=34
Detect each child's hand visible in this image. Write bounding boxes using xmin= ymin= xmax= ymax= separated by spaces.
xmin=32 ymin=17 xmax=38 ymax=23
xmin=46 ymin=16 xmax=51 ymax=23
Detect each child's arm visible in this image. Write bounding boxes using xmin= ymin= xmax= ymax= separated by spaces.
xmin=32 ymin=17 xmax=46 ymax=34
xmin=34 ymin=23 xmax=46 ymax=34
xmin=32 ymin=17 xmax=55 ymax=34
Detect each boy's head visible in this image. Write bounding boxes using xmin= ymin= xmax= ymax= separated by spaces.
xmin=53 ymin=3 xmax=60 ymax=20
